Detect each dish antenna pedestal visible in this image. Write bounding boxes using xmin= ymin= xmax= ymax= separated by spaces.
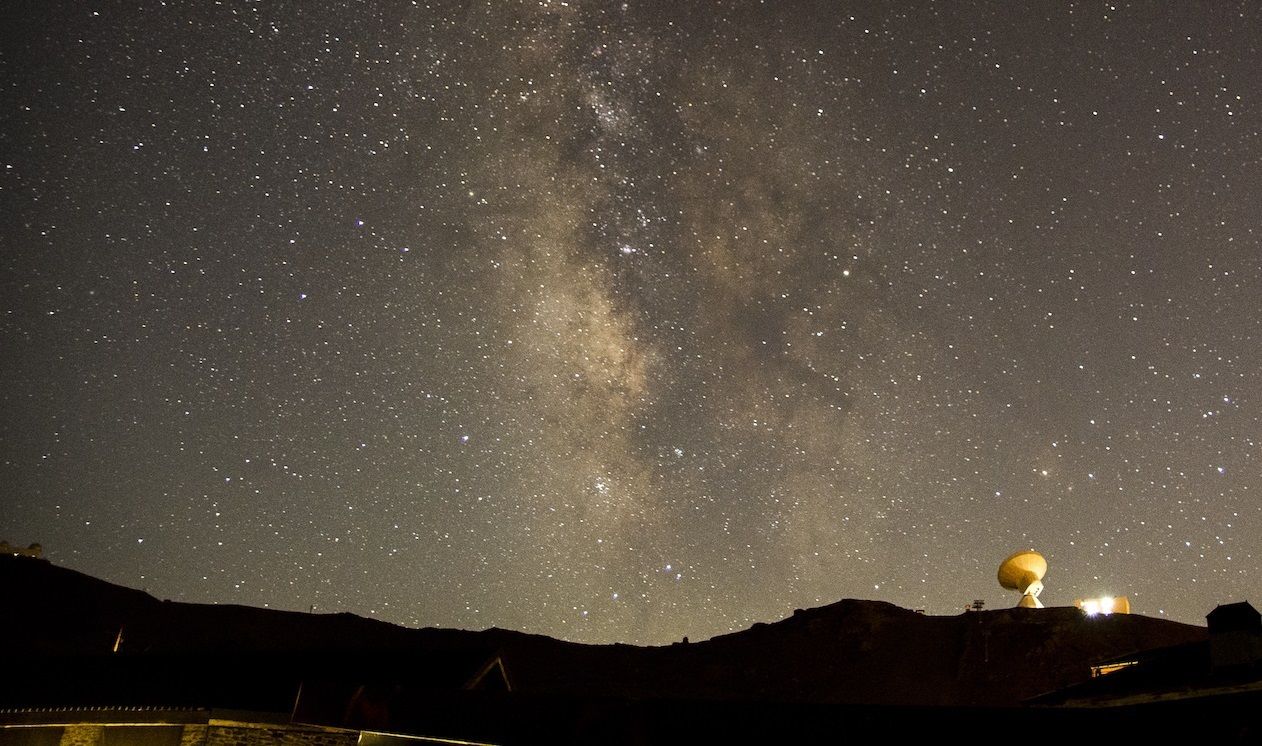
xmin=998 ymin=550 xmax=1047 ymax=608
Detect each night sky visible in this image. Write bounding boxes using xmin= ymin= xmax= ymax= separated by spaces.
xmin=3 ymin=1 xmax=1259 ymax=645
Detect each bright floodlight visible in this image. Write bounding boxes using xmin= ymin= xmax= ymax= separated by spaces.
xmin=1075 ymin=595 xmax=1131 ymax=616
xmin=997 ymin=550 xmax=1048 ymax=608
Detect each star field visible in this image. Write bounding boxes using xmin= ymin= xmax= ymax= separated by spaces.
xmin=2 ymin=1 xmax=1259 ymax=644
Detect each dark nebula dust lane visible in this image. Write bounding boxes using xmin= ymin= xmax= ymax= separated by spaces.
xmin=2 ymin=1 xmax=1259 ymax=644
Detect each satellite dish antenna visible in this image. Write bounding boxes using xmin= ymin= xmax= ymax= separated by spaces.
xmin=998 ymin=550 xmax=1047 ymax=608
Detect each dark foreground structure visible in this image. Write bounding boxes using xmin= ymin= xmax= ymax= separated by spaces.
xmin=2 ymin=555 xmax=1258 ymax=744
xmin=3 ymin=686 xmax=1261 ymax=745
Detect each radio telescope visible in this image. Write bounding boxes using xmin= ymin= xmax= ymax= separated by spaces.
xmin=998 ymin=550 xmax=1047 ymax=608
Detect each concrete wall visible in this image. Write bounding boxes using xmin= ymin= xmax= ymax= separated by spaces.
xmin=0 ymin=722 xmax=357 ymax=746
xmin=202 ymin=724 xmax=356 ymax=746
xmin=58 ymin=726 xmax=102 ymax=746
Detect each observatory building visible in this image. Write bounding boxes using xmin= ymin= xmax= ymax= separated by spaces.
xmin=998 ymin=550 xmax=1047 ymax=608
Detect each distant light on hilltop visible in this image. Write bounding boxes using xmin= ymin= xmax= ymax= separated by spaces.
xmin=1076 ymin=596 xmax=1132 ymax=617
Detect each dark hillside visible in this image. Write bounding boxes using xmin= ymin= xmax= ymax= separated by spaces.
xmin=0 ymin=555 xmax=1206 ymax=708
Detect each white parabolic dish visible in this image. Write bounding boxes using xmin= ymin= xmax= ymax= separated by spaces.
xmin=998 ymin=550 xmax=1047 ymax=591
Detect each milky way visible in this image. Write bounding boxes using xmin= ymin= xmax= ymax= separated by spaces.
xmin=3 ymin=1 xmax=1259 ymax=644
